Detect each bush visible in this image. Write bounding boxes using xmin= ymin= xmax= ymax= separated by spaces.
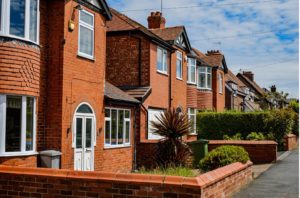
xmin=246 ymin=132 xmax=265 ymax=140
xmin=197 ymin=109 xmax=297 ymax=148
xmin=199 ymin=146 xmax=249 ymax=171
xmin=223 ymin=133 xmax=242 ymax=140
xmin=289 ymin=100 xmax=299 ymax=113
xmin=138 ymin=166 xmax=197 ymax=177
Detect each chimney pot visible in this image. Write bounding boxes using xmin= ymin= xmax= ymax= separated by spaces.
xmin=243 ymin=71 xmax=254 ymax=82
xmin=147 ymin=11 xmax=166 ymax=29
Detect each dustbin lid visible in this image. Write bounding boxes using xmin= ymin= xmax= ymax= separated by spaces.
xmin=39 ymin=150 xmax=62 ymax=157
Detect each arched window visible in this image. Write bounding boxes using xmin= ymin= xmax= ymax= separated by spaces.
xmin=76 ymin=104 xmax=93 ymax=114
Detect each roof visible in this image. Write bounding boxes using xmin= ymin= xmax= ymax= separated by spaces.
xmin=237 ymin=73 xmax=265 ymax=96
xmin=150 ymin=26 xmax=192 ymax=51
xmin=225 ymin=70 xmax=247 ymax=91
xmin=190 ymin=48 xmax=212 ymax=66
xmin=81 ymin=0 xmax=112 ymax=20
xmin=104 ymin=82 xmax=140 ymax=104
xmin=106 ymin=9 xmax=174 ymax=50
xmin=119 ymin=86 xmax=152 ymax=102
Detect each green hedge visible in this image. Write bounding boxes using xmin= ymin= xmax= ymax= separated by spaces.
xmin=197 ymin=109 xmax=296 ymax=147
xmin=199 ymin=145 xmax=249 ymax=171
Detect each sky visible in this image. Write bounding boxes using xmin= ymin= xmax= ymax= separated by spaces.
xmin=107 ymin=0 xmax=299 ymax=98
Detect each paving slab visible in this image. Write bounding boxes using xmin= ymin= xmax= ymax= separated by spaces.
xmin=234 ymin=149 xmax=299 ymax=198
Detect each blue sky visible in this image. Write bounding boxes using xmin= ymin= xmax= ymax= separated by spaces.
xmin=107 ymin=0 xmax=299 ymax=98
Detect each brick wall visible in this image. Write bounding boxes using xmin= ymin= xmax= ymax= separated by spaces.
xmin=209 ymin=140 xmax=278 ymax=164
xmin=197 ymin=90 xmax=213 ymax=110
xmin=0 ymin=161 xmax=252 ymax=197
xmin=284 ymin=134 xmax=298 ymax=151
xmin=212 ymin=69 xmax=225 ymax=112
xmin=0 ymin=156 xmax=37 ymax=168
xmin=187 ymin=85 xmax=197 ymax=108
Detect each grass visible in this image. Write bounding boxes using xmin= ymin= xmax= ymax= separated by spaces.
xmin=137 ymin=166 xmax=198 ymax=177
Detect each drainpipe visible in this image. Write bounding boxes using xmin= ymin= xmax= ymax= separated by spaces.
xmin=168 ymin=52 xmax=172 ymax=108
xmin=132 ymin=105 xmax=138 ymax=171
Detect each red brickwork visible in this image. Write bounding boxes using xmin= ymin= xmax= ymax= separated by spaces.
xmin=0 ymin=156 xmax=37 ymax=167
xmin=209 ymin=140 xmax=278 ymax=164
xmin=284 ymin=134 xmax=298 ymax=151
xmin=0 ymin=161 xmax=252 ymax=197
xmin=212 ymin=69 xmax=225 ymax=112
xmin=197 ymin=90 xmax=213 ymax=110
xmin=187 ymin=85 xmax=197 ymax=108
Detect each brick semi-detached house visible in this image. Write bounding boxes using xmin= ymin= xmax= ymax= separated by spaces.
xmin=0 ymin=0 xmax=146 ymax=172
xmin=106 ymin=10 xmax=228 ymax=167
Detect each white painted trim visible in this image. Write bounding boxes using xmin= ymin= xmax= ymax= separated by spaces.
xmin=197 ymin=66 xmax=212 ymax=90
xmin=176 ymin=51 xmax=183 ymax=79
xmin=187 ymin=58 xmax=196 ymax=84
xmin=156 ymin=46 xmax=168 ymax=74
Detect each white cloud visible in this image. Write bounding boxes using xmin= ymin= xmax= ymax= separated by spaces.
xmin=107 ymin=0 xmax=299 ymax=98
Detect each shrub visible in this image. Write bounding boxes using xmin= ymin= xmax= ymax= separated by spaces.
xmin=138 ymin=166 xmax=197 ymax=177
xmin=289 ymin=100 xmax=299 ymax=113
xmin=246 ymin=132 xmax=265 ymax=140
xmin=199 ymin=146 xmax=249 ymax=171
xmin=223 ymin=133 xmax=242 ymax=140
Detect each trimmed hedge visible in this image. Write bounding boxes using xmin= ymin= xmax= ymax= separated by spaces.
xmin=197 ymin=109 xmax=296 ymax=148
xmin=199 ymin=145 xmax=249 ymax=171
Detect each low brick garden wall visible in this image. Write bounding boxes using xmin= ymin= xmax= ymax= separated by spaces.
xmin=284 ymin=134 xmax=298 ymax=151
xmin=209 ymin=140 xmax=277 ymax=164
xmin=0 ymin=161 xmax=252 ymax=197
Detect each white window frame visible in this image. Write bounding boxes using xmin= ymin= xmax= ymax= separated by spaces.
xmin=187 ymin=58 xmax=196 ymax=84
xmin=157 ymin=46 xmax=168 ymax=74
xmin=176 ymin=51 xmax=183 ymax=80
xmin=219 ymin=73 xmax=223 ymax=94
xmin=78 ymin=9 xmax=95 ymax=60
xmin=188 ymin=108 xmax=197 ymax=135
xmin=0 ymin=0 xmax=40 ymax=44
xmin=148 ymin=108 xmax=164 ymax=140
xmin=0 ymin=95 xmax=37 ymax=156
xmin=197 ymin=66 xmax=212 ymax=90
xmin=104 ymin=108 xmax=131 ymax=148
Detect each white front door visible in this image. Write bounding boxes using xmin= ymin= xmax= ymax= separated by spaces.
xmin=74 ymin=116 xmax=94 ymax=171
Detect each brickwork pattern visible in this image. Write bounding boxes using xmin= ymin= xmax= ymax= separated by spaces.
xmin=284 ymin=134 xmax=298 ymax=151
xmin=209 ymin=140 xmax=278 ymax=164
xmin=0 ymin=161 xmax=252 ymax=198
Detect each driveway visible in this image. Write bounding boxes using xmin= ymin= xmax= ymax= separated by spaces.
xmin=234 ymin=149 xmax=299 ymax=198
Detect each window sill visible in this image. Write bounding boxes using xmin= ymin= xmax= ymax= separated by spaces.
xmin=176 ymin=77 xmax=183 ymax=81
xmin=104 ymin=145 xmax=131 ymax=150
xmin=187 ymin=82 xmax=197 ymax=86
xmin=156 ymin=70 xmax=168 ymax=76
xmin=0 ymin=151 xmax=38 ymax=157
xmin=77 ymin=53 xmax=95 ymax=61
xmin=197 ymin=88 xmax=212 ymax=92
xmin=0 ymin=34 xmax=40 ymax=47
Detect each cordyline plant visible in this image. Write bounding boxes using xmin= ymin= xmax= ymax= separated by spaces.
xmin=150 ymin=108 xmax=193 ymax=168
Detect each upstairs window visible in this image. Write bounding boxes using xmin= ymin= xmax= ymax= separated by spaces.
xmin=198 ymin=67 xmax=212 ymax=89
xmin=187 ymin=58 xmax=196 ymax=84
xmin=219 ymin=73 xmax=223 ymax=94
xmin=157 ymin=47 xmax=167 ymax=74
xmin=78 ymin=9 xmax=94 ymax=59
xmin=176 ymin=51 xmax=183 ymax=79
xmin=0 ymin=0 xmax=39 ymax=43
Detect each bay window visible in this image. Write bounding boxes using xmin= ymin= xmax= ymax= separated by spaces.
xmin=78 ymin=9 xmax=94 ymax=59
xmin=187 ymin=58 xmax=196 ymax=84
xmin=188 ymin=108 xmax=196 ymax=134
xmin=197 ymin=67 xmax=212 ymax=89
xmin=0 ymin=95 xmax=36 ymax=156
xmin=176 ymin=51 xmax=183 ymax=79
xmin=0 ymin=0 xmax=39 ymax=43
xmin=157 ymin=47 xmax=167 ymax=74
xmin=104 ymin=108 xmax=130 ymax=148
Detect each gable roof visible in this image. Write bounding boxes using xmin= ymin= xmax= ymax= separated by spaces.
xmin=188 ymin=48 xmax=211 ymax=66
xmin=79 ymin=0 xmax=112 ymax=20
xmin=225 ymin=69 xmax=247 ymax=95
xmin=237 ymin=73 xmax=265 ymax=96
xmin=104 ymin=82 xmax=140 ymax=104
xmin=150 ymin=26 xmax=192 ymax=51
xmin=107 ymin=9 xmax=174 ymax=51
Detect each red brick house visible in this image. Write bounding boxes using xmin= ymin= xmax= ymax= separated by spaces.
xmin=0 ymin=0 xmax=143 ymax=172
xmin=225 ymin=70 xmax=260 ymax=111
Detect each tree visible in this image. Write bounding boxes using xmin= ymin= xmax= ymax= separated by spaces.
xmin=150 ymin=108 xmax=192 ymax=168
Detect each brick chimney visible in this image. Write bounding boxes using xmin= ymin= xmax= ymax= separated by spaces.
xmin=243 ymin=71 xmax=254 ymax=82
xmin=206 ymin=50 xmax=222 ymax=55
xmin=147 ymin=11 xmax=166 ymax=29
xmin=271 ymin=85 xmax=276 ymax=93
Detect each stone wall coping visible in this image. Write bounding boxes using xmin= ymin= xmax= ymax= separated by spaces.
xmin=209 ymin=140 xmax=278 ymax=145
xmin=0 ymin=161 xmax=252 ymax=189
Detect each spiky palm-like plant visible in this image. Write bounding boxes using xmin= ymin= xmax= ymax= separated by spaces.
xmin=150 ymin=108 xmax=193 ymax=168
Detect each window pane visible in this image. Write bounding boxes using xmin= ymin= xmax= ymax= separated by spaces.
xmin=26 ymin=97 xmax=34 ymax=151
xmin=29 ymin=0 xmax=38 ymax=42
xmin=79 ymin=26 xmax=93 ymax=56
xmin=80 ymin=11 xmax=93 ymax=26
xmin=177 ymin=59 xmax=182 ymax=78
xmin=207 ymin=67 xmax=212 ymax=74
xmin=163 ymin=50 xmax=167 ymax=72
xmin=207 ymin=74 xmax=212 ymax=88
xmin=191 ymin=65 xmax=196 ymax=83
xmin=157 ymin=48 xmax=162 ymax=71
xmin=77 ymin=104 xmax=93 ymax=114
xmin=105 ymin=120 xmax=110 ymax=144
xmin=0 ymin=0 xmax=2 ymax=32
xmin=111 ymin=110 xmax=117 ymax=145
xmin=5 ymin=96 xmax=22 ymax=152
xmin=125 ymin=110 xmax=130 ymax=118
xmin=105 ymin=109 xmax=110 ymax=117
xmin=10 ymin=0 xmax=25 ymax=37
xmin=199 ymin=67 xmax=206 ymax=72
xmin=118 ymin=110 xmax=124 ymax=144
xmin=199 ymin=72 xmax=206 ymax=88
xmin=85 ymin=118 xmax=92 ymax=148
xmin=76 ymin=118 xmax=83 ymax=149
xmin=125 ymin=121 xmax=130 ymax=143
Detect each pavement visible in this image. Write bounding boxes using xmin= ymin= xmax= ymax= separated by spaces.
xmin=233 ymin=149 xmax=299 ymax=198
